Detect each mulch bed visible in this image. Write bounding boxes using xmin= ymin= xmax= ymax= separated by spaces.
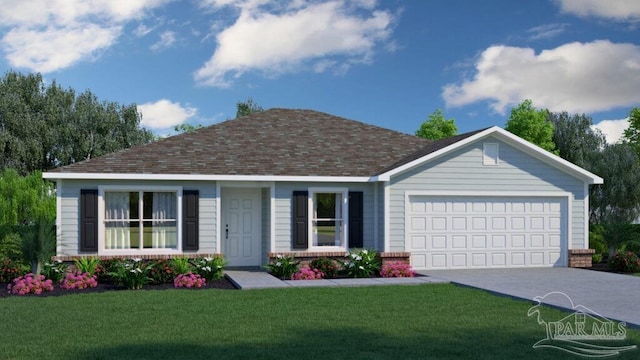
xmin=0 ymin=277 xmax=237 ymax=298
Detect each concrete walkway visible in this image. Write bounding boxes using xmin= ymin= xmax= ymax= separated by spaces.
xmin=224 ymin=269 xmax=447 ymax=290
xmin=420 ymin=268 xmax=640 ymax=327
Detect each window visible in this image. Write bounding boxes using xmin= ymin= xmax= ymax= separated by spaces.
xmin=104 ymin=191 xmax=177 ymax=250
xmin=483 ymin=143 xmax=499 ymax=166
xmin=311 ymin=190 xmax=347 ymax=248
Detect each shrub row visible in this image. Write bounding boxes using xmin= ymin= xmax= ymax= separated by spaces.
xmin=267 ymin=249 xmax=415 ymax=280
xmin=6 ymin=256 xmax=227 ymax=295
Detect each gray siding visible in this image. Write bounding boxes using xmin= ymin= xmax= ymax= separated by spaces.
xmin=58 ymin=180 xmax=217 ymax=256
xmin=388 ymin=137 xmax=587 ymax=252
xmin=273 ymin=182 xmax=376 ymax=252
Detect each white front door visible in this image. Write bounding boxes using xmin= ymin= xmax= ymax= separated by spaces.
xmin=222 ymin=188 xmax=262 ymax=266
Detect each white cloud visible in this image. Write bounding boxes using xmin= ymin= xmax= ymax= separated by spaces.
xmin=138 ymin=99 xmax=198 ymax=129
xmin=442 ymin=40 xmax=640 ymax=114
xmin=194 ymin=0 xmax=394 ymax=87
xmin=554 ymin=0 xmax=640 ymax=20
xmin=150 ymin=30 xmax=176 ymax=51
xmin=3 ymin=25 xmax=120 ymax=73
xmin=0 ymin=0 xmax=169 ymax=73
xmin=526 ymin=23 xmax=568 ymax=40
xmin=592 ymin=118 xmax=630 ymax=144
xmin=134 ymin=24 xmax=154 ymax=37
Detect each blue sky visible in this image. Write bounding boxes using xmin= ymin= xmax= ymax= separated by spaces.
xmin=0 ymin=0 xmax=638 ymax=142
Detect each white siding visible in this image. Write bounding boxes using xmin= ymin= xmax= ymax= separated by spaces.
xmin=273 ymin=182 xmax=376 ymax=252
xmin=389 ymin=137 xmax=587 ymax=252
xmin=58 ymin=180 xmax=217 ymax=256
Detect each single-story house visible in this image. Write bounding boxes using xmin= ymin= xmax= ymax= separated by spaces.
xmin=43 ymin=108 xmax=603 ymax=270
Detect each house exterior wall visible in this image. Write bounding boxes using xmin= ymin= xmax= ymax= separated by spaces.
xmin=388 ymin=136 xmax=587 ymax=252
xmin=58 ymin=179 xmax=217 ymax=257
xmin=273 ymin=182 xmax=376 ymax=252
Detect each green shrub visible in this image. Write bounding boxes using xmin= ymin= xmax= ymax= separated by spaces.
xmin=623 ymin=241 xmax=640 ymax=255
xmin=171 ymin=256 xmax=192 ymax=275
xmin=149 ymin=259 xmax=174 ymax=284
xmin=41 ymin=260 xmax=68 ymax=283
xmin=309 ymin=257 xmax=339 ymax=278
xmin=608 ymin=251 xmax=640 ymax=273
xmin=267 ymin=254 xmax=300 ymax=279
xmin=108 ymin=258 xmax=152 ymax=290
xmin=340 ymin=249 xmax=381 ymax=278
xmin=0 ymin=232 xmax=24 ymax=261
xmin=589 ymin=224 xmax=607 ymax=263
xmin=0 ymin=257 xmax=29 ymax=283
xmin=191 ymin=256 xmax=227 ymax=281
xmin=74 ymin=257 xmax=100 ymax=276
xmin=96 ymin=259 xmax=119 ymax=283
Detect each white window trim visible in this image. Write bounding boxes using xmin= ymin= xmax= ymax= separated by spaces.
xmin=307 ymin=187 xmax=349 ymax=252
xmin=97 ymin=185 xmax=183 ymax=256
xmin=483 ymin=142 xmax=499 ymax=166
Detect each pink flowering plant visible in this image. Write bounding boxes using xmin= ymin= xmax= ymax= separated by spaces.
xmin=291 ymin=266 xmax=325 ymax=280
xmin=61 ymin=271 xmax=98 ymax=290
xmin=174 ymin=272 xmax=206 ymax=288
xmin=380 ymin=261 xmax=415 ymax=278
xmin=7 ymin=273 xmax=54 ymax=295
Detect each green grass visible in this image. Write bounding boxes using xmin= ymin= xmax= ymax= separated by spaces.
xmin=1 ymin=284 xmax=639 ymax=360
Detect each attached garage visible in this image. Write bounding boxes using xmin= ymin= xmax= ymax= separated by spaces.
xmin=407 ymin=195 xmax=567 ymax=270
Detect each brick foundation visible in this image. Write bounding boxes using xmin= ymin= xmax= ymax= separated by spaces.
xmin=568 ymin=249 xmax=594 ymax=268
xmin=53 ymin=253 xmax=223 ymax=262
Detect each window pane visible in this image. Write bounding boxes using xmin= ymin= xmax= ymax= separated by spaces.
xmin=312 ymin=192 xmax=345 ymax=247
xmin=316 ymin=193 xmax=336 ymax=218
xmin=105 ymin=221 xmax=138 ymax=249
xmin=143 ymin=220 xmax=177 ymax=249
xmin=105 ymin=192 xmax=138 ymax=220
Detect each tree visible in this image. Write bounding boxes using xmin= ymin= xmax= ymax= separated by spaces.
xmin=415 ymin=109 xmax=457 ymax=140
xmin=622 ymin=107 xmax=640 ymax=156
xmin=0 ymin=168 xmax=56 ymax=272
xmin=547 ymin=112 xmax=606 ymax=168
xmin=174 ymin=123 xmax=203 ymax=134
xmin=588 ymin=143 xmax=640 ymax=256
xmin=235 ymin=97 xmax=263 ymax=118
xmin=505 ymin=100 xmax=556 ymax=153
xmin=0 ymin=70 xmax=154 ymax=174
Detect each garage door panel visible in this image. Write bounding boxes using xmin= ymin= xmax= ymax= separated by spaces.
xmin=408 ymin=196 xmax=565 ymax=270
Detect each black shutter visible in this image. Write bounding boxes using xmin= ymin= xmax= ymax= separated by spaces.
xmin=292 ymin=191 xmax=308 ymax=250
xmin=348 ymin=191 xmax=364 ymax=248
xmin=182 ymin=190 xmax=199 ymax=251
xmin=80 ymin=189 xmax=98 ymax=252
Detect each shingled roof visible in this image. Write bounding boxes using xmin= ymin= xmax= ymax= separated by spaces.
xmin=48 ymin=109 xmax=439 ymax=177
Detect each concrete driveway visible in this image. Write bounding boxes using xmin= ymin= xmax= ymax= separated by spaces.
xmin=419 ymin=268 xmax=640 ymax=327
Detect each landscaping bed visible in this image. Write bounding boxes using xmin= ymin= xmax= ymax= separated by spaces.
xmin=0 ymin=277 xmax=236 ymax=298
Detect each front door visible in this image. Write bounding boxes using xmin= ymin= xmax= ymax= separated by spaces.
xmin=221 ymin=188 xmax=262 ymax=266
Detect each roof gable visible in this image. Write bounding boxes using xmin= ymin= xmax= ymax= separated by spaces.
xmin=376 ymin=126 xmax=603 ymax=184
xmin=46 ymin=109 xmax=430 ymax=178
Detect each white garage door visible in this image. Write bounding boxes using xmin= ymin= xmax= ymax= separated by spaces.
xmin=408 ymin=196 xmax=565 ymax=270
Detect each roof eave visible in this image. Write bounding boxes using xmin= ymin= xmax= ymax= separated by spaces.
xmin=42 ymin=172 xmax=375 ymax=183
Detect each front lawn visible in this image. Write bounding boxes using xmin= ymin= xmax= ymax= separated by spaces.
xmin=1 ymin=284 xmax=638 ymax=359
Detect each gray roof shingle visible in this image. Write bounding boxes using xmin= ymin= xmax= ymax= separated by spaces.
xmin=48 ymin=108 xmax=482 ymax=177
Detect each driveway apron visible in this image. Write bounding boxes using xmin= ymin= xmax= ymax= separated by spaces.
xmin=419 ymin=268 xmax=640 ymax=327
